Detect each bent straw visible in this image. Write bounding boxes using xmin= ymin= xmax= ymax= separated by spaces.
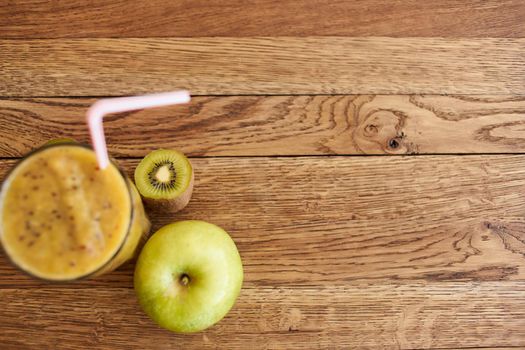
xmin=87 ymin=91 xmax=191 ymax=169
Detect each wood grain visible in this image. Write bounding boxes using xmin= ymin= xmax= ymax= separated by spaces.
xmin=2 ymin=2 xmax=523 ymax=349
xmin=2 ymin=0 xmax=523 ymax=38
xmin=2 ymin=155 xmax=525 ymax=287
xmin=1 ymin=283 xmax=524 ymax=349
xmin=1 ymin=95 xmax=525 ymax=157
xmin=2 ymin=38 xmax=524 ymax=96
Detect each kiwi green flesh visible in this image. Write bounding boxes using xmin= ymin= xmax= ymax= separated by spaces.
xmin=134 ymin=149 xmax=193 ymax=200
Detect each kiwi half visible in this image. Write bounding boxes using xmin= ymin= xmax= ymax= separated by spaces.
xmin=134 ymin=149 xmax=194 ymax=212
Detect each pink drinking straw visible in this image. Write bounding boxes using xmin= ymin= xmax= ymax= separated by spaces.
xmin=87 ymin=91 xmax=191 ymax=170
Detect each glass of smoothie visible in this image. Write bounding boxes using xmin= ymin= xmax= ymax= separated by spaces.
xmin=0 ymin=142 xmax=151 ymax=281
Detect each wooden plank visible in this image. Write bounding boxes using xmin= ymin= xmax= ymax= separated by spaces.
xmin=2 ymin=155 xmax=525 ymax=287
xmin=1 ymin=38 xmax=524 ymax=96
xmin=1 ymin=0 xmax=524 ymax=38
xmin=1 ymin=95 xmax=525 ymax=157
xmin=1 ymin=283 xmax=524 ymax=349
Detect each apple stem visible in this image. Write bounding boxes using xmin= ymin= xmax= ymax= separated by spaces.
xmin=180 ymin=274 xmax=190 ymax=286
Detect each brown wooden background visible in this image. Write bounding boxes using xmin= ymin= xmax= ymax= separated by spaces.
xmin=1 ymin=1 xmax=525 ymax=349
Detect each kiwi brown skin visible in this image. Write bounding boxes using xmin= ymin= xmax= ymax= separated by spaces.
xmin=142 ymin=161 xmax=194 ymax=213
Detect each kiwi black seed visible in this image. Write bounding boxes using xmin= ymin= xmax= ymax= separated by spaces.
xmin=134 ymin=149 xmax=194 ymax=212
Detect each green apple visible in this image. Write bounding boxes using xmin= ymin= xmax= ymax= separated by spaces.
xmin=134 ymin=220 xmax=243 ymax=333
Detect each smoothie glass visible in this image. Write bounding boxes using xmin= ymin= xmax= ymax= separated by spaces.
xmin=0 ymin=143 xmax=151 ymax=281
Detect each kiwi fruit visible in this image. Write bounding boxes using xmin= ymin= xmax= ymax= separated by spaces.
xmin=134 ymin=149 xmax=194 ymax=212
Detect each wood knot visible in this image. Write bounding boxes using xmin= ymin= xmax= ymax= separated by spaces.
xmin=354 ymin=108 xmax=416 ymax=154
xmin=364 ymin=124 xmax=379 ymax=136
xmin=281 ymin=308 xmax=302 ymax=333
xmin=388 ymin=138 xmax=400 ymax=149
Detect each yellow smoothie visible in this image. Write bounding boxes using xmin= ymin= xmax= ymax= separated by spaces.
xmin=0 ymin=144 xmax=150 ymax=281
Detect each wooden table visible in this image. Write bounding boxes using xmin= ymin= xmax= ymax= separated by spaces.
xmin=1 ymin=1 xmax=525 ymax=349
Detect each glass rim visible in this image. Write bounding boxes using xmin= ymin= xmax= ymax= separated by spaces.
xmin=0 ymin=142 xmax=136 ymax=283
